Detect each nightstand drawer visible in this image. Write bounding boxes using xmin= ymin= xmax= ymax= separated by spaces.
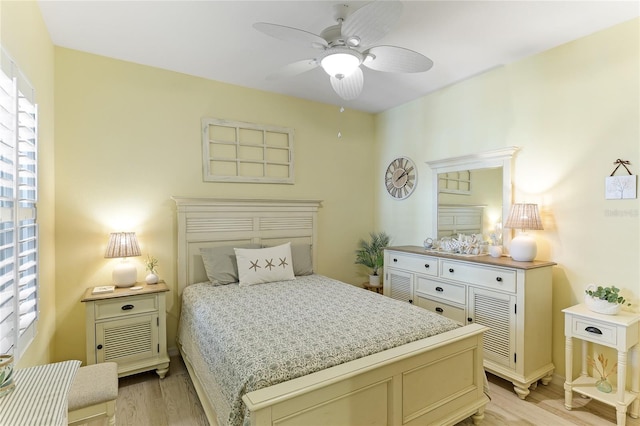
xmin=95 ymin=294 xmax=158 ymax=320
xmin=387 ymin=252 xmax=438 ymax=277
xmin=571 ymin=316 xmax=617 ymax=346
xmin=416 ymin=296 xmax=466 ymax=324
xmin=440 ymin=260 xmax=516 ymax=293
xmin=415 ymin=276 xmax=465 ymax=305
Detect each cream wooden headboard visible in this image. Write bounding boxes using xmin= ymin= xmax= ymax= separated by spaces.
xmin=172 ymin=197 xmax=322 ymax=295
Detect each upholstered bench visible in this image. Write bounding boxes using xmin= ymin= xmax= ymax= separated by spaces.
xmin=68 ymin=362 xmax=118 ymax=426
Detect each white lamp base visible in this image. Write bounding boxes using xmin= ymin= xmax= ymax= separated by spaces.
xmin=112 ymin=260 xmax=137 ymax=287
xmin=509 ymin=233 xmax=537 ymax=262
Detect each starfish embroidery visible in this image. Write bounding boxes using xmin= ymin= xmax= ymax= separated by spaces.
xmin=279 ymin=257 xmax=289 ymax=268
xmin=249 ymin=259 xmax=261 ymax=271
xmin=265 ymin=258 xmax=275 ymax=270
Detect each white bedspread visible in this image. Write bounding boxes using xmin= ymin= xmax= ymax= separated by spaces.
xmin=178 ymin=275 xmax=460 ymax=426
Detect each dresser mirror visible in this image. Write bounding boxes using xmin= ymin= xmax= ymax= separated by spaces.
xmin=426 ymin=147 xmax=519 ymax=246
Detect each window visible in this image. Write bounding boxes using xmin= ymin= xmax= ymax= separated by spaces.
xmin=0 ymin=47 xmax=38 ymax=361
xmin=202 ymin=117 xmax=294 ymax=184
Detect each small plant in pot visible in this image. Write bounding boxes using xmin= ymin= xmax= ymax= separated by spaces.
xmin=584 ymin=285 xmax=630 ymax=315
xmin=355 ymin=231 xmax=391 ymax=287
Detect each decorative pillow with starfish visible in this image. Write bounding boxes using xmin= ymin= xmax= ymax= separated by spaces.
xmin=235 ymin=242 xmax=296 ymax=287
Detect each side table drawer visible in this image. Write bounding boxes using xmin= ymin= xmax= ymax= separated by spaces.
xmin=415 ymin=276 xmax=465 ymax=305
xmin=386 ymin=252 xmax=438 ymax=277
xmin=571 ymin=317 xmax=617 ymax=346
xmin=95 ymin=294 xmax=158 ymax=320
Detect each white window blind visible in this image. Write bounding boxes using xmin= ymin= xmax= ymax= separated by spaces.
xmin=0 ymin=47 xmax=38 ymax=360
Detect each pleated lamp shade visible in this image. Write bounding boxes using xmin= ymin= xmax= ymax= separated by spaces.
xmin=105 ymin=232 xmax=141 ymax=287
xmin=504 ymin=204 xmax=543 ymax=261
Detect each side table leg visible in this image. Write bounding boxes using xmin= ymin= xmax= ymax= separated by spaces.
xmin=565 ymin=336 xmax=574 ymax=410
xmin=617 ymin=350 xmax=628 ymax=426
xmin=630 ymin=344 xmax=639 ymax=419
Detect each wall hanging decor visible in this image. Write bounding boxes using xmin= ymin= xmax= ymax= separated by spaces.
xmin=605 ymin=159 xmax=636 ymax=199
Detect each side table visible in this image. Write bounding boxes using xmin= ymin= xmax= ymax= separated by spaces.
xmin=563 ymin=304 xmax=640 ymax=425
xmin=363 ymin=282 xmax=383 ymax=294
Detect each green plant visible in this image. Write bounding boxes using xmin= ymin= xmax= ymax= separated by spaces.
xmin=145 ymin=254 xmax=158 ymax=274
xmin=585 ymin=285 xmax=630 ymax=306
xmin=355 ymin=232 xmax=391 ymax=276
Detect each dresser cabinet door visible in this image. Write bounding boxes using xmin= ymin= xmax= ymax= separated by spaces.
xmin=385 ymin=269 xmax=414 ymax=304
xmin=468 ymin=286 xmax=516 ymax=369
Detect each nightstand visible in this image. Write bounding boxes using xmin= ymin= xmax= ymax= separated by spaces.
xmin=563 ymin=304 xmax=640 ymax=425
xmin=82 ymin=282 xmax=170 ymax=379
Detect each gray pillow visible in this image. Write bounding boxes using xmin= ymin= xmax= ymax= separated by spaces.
xmin=290 ymin=244 xmax=314 ymax=276
xmin=200 ymin=244 xmax=261 ymax=285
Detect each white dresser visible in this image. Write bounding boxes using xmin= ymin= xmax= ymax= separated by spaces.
xmin=384 ymin=245 xmax=556 ymax=399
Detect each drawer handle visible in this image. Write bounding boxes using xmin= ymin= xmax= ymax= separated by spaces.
xmin=97 ymin=344 xmax=103 ymax=350
xmin=467 ymin=317 xmax=473 ymax=323
xmin=449 ymin=268 xmax=454 ymax=273
xmin=585 ymin=326 xmax=602 ymax=335
xmin=393 ymin=258 xmax=398 ymax=263
xmin=435 ymin=307 xmax=444 ymax=313
xmin=424 ymin=264 xmax=430 ymax=269
xmin=496 ymin=277 xmax=503 ymax=282
xmin=121 ymin=304 xmax=135 ymax=311
xmin=408 ymin=299 xmax=413 ymax=304
xmin=435 ymin=286 xmax=444 ymax=292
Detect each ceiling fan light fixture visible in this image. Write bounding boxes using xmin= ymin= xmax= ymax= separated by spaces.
xmin=320 ymin=48 xmax=362 ymax=79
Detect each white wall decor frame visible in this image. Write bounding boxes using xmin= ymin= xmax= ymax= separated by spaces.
xmin=202 ymin=118 xmax=294 ymax=184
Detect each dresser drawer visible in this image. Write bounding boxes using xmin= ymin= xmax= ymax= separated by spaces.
xmin=416 ymin=296 xmax=466 ymax=324
xmin=415 ymin=276 xmax=465 ymax=305
xmin=95 ymin=294 xmax=158 ymax=320
xmin=387 ymin=252 xmax=438 ymax=277
xmin=440 ymin=260 xmax=516 ymax=293
xmin=571 ymin=316 xmax=618 ymax=346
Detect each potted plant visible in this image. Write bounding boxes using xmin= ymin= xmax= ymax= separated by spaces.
xmin=355 ymin=231 xmax=391 ymax=287
xmin=584 ymin=285 xmax=630 ymax=315
xmin=145 ymin=254 xmax=159 ymax=284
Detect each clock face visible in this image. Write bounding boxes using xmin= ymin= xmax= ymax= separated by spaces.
xmin=385 ymin=157 xmax=417 ymax=199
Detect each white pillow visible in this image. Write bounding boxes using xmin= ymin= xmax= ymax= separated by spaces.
xmin=235 ymin=242 xmax=296 ymax=287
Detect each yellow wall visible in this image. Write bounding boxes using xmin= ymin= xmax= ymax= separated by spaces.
xmin=1 ymin=0 xmax=56 ymax=367
xmin=53 ymin=48 xmax=376 ymax=363
xmin=375 ymin=18 xmax=640 ymax=378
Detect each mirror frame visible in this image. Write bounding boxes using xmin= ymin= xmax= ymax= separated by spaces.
xmin=426 ymin=146 xmax=519 ymax=247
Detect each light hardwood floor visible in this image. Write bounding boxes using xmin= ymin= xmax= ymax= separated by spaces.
xmin=91 ymin=355 xmax=639 ymax=426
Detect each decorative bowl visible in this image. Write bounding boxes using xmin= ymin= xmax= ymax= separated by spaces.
xmin=584 ymin=295 xmax=621 ymax=315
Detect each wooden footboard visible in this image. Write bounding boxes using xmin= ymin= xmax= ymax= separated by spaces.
xmin=242 ymin=323 xmax=488 ymax=426
xmin=177 ymin=323 xmax=478 ymax=426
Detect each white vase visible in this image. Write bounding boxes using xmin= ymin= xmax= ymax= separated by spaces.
xmin=584 ymin=295 xmax=620 ymax=315
xmin=369 ymin=274 xmax=381 ymax=287
xmin=145 ymin=273 xmax=159 ymax=284
xmin=489 ymin=245 xmax=503 ymax=258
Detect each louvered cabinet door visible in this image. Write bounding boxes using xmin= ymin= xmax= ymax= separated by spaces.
xmin=385 ymin=269 xmax=414 ymax=304
xmin=468 ymin=286 xmax=516 ymax=369
xmin=95 ymin=314 xmax=158 ymax=364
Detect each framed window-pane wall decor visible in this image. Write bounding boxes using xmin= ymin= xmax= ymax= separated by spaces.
xmin=202 ymin=118 xmax=294 ymax=184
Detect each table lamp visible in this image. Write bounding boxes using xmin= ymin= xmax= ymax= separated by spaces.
xmin=504 ymin=203 xmax=543 ymax=261
xmin=104 ymin=232 xmax=141 ymax=287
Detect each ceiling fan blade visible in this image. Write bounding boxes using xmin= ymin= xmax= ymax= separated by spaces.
xmin=330 ymin=67 xmax=364 ymax=101
xmin=341 ymin=0 xmax=402 ymax=47
xmin=363 ymin=45 xmax=434 ymax=73
xmin=253 ymin=22 xmax=328 ymax=49
xmin=266 ymin=59 xmax=319 ymax=80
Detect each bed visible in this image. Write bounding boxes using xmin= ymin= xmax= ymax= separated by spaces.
xmin=173 ymin=197 xmax=489 ymax=426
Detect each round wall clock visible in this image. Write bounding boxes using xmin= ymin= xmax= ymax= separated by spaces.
xmin=385 ymin=157 xmax=417 ymax=200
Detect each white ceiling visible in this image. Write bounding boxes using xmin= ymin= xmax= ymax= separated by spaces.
xmin=37 ymin=1 xmax=639 ymax=113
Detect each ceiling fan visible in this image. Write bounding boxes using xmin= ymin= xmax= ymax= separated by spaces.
xmin=253 ymin=0 xmax=433 ymax=101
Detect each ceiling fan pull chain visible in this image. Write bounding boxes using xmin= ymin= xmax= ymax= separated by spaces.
xmin=337 ymin=106 xmax=345 ymax=139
